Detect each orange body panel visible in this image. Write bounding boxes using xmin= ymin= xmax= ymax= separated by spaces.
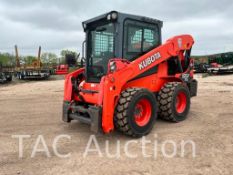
xmin=76 ymin=82 xmax=100 ymax=104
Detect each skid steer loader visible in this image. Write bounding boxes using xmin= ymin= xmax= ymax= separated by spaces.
xmin=63 ymin=11 xmax=197 ymax=137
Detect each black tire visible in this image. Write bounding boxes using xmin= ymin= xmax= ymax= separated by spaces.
xmin=114 ymin=88 xmax=157 ymax=137
xmin=157 ymin=82 xmax=190 ymax=122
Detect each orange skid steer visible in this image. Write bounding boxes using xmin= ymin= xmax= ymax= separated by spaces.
xmin=63 ymin=11 xmax=197 ymax=137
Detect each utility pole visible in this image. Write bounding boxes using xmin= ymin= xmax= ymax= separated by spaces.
xmin=15 ymin=45 xmax=20 ymax=68
xmin=38 ymin=46 xmax=41 ymax=68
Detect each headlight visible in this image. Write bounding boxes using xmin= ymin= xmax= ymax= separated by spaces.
xmin=107 ymin=14 xmax=111 ymax=20
xmin=107 ymin=12 xmax=118 ymax=21
xmin=110 ymin=61 xmax=117 ymax=72
xmin=111 ymin=12 xmax=118 ymax=19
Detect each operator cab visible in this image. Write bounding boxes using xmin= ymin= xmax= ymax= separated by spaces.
xmin=82 ymin=11 xmax=163 ymax=82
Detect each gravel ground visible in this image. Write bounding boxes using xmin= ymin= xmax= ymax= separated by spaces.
xmin=0 ymin=74 xmax=233 ymax=175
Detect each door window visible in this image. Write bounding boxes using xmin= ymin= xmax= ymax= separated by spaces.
xmin=124 ymin=20 xmax=160 ymax=60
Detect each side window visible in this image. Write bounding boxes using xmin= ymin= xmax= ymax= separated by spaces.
xmin=143 ymin=29 xmax=156 ymax=52
xmin=127 ymin=26 xmax=143 ymax=52
xmin=92 ymin=23 xmax=114 ymax=57
xmin=93 ymin=32 xmax=114 ymax=56
xmin=124 ymin=20 xmax=160 ymax=60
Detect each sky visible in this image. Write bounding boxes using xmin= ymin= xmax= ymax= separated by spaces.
xmin=0 ymin=0 xmax=233 ymax=56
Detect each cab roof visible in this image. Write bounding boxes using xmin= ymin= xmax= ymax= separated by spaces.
xmin=82 ymin=11 xmax=163 ymax=30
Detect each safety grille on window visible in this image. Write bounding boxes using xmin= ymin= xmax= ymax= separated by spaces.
xmin=94 ymin=32 xmax=114 ymax=56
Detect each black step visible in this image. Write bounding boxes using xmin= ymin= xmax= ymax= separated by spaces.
xmin=69 ymin=113 xmax=91 ymax=124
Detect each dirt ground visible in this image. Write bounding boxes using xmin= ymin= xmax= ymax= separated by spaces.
xmin=0 ymin=74 xmax=233 ymax=175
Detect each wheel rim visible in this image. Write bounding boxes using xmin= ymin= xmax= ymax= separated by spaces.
xmin=134 ymin=98 xmax=152 ymax=126
xmin=176 ymin=91 xmax=187 ymax=113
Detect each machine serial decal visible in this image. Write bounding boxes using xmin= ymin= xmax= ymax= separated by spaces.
xmin=138 ymin=52 xmax=161 ymax=70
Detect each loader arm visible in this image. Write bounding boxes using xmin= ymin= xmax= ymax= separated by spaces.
xmin=101 ymin=35 xmax=194 ymax=132
xmin=112 ymin=35 xmax=193 ymax=84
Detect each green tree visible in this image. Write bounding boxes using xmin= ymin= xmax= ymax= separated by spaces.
xmin=60 ymin=49 xmax=80 ymax=65
xmin=41 ymin=52 xmax=58 ymax=66
xmin=0 ymin=52 xmax=15 ymax=66
xmin=24 ymin=56 xmax=37 ymax=65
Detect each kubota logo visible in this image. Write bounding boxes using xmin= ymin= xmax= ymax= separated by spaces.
xmin=138 ymin=52 xmax=161 ymax=70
